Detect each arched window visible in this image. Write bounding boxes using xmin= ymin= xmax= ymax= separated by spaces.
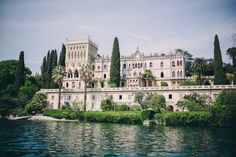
xmin=180 ymin=60 xmax=182 ymax=66
xmin=104 ymin=74 xmax=106 ymax=78
xmin=66 ymin=82 xmax=69 ymax=88
xmin=123 ymin=64 xmax=126 ymax=69
xmin=149 ymin=62 xmax=153 ymax=68
xmin=133 ymin=63 xmax=135 ymax=68
xmin=160 ymin=62 xmax=164 ymax=67
xmin=180 ymin=71 xmax=183 ymax=77
xmin=92 ymin=65 xmax=95 ymax=70
xmin=177 ymin=71 xmax=180 ymax=77
xmin=77 ymin=52 xmax=80 ymax=58
xmin=104 ymin=64 xmax=107 ymax=69
xmin=172 ymin=71 xmax=175 ymax=77
xmin=141 ymin=63 xmax=143 ymax=67
xmin=74 ymin=70 xmax=79 ymax=78
xmin=84 ymin=51 xmax=86 ymax=58
xmin=68 ymin=70 xmax=72 ymax=78
xmin=72 ymin=82 xmax=75 ymax=88
xmin=161 ymin=72 xmax=164 ymax=78
xmin=71 ymin=52 xmax=73 ymax=59
xmin=135 ymin=63 xmax=137 ymax=68
xmin=177 ymin=60 xmax=179 ymax=66
xmin=138 ymin=63 xmax=140 ymax=68
xmin=133 ymin=72 xmax=136 ymax=77
xmin=74 ymin=51 xmax=76 ymax=58
xmin=172 ymin=61 xmax=175 ymax=67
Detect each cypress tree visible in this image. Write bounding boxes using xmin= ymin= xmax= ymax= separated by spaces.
xmin=58 ymin=44 xmax=66 ymax=67
xmin=214 ymin=34 xmax=228 ymax=85
xmin=15 ymin=51 xmax=25 ymax=90
xmin=46 ymin=50 xmax=52 ymax=88
xmin=109 ymin=37 xmax=121 ymax=87
xmin=41 ymin=56 xmax=47 ymax=88
xmin=51 ymin=50 xmax=58 ymax=88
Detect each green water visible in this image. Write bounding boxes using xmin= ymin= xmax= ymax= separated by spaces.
xmin=0 ymin=120 xmax=235 ymax=157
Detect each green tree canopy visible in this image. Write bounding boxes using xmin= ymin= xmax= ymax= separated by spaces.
xmin=52 ymin=66 xmax=67 ymax=109
xmin=214 ymin=35 xmax=228 ymax=85
xmin=15 ymin=51 xmax=25 ymax=90
xmin=58 ymin=44 xmax=66 ymax=67
xmin=192 ymin=57 xmax=207 ymax=85
xmin=109 ymin=37 xmax=121 ymax=87
xmin=226 ymin=47 xmax=236 ymax=84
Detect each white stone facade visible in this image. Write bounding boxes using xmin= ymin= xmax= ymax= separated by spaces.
xmin=63 ymin=38 xmax=185 ymax=89
xmin=42 ymin=85 xmax=236 ymax=111
xmin=42 ymin=38 xmax=236 ymax=110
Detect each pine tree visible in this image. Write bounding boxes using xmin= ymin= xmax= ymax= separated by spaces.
xmin=41 ymin=56 xmax=47 ymax=87
xmin=214 ymin=35 xmax=228 ymax=85
xmin=58 ymin=44 xmax=66 ymax=67
xmin=109 ymin=37 xmax=121 ymax=87
xmin=15 ymin=51 xmax=25 ymax=90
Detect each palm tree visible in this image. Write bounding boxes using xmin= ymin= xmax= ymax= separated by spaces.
xmin=52 ymin=66 xmax=67 ymax=109
xmin=142 ymin=69 xmax=155 ymax=87
xmin=79 ymin=64 xmax=93 ymax=111
xmin=192 ymin=58 xmax=207 ymax=85
xmin=227 ymin=47 xmax=236 ymax=84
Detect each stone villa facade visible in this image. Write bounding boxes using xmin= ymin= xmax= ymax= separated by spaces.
xmin=42 ymin=38 xmax=236 ymax=111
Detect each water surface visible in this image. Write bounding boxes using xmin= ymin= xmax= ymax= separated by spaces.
xmin=0 ymin=120 xmax=235 ymax=156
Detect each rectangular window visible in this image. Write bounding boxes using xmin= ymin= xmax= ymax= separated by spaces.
xmin=51 ymin=95 xmax=54 ymax=100
xmin=169 ymin=94 xmax=172 ymax=99
xmin=92 ymin=95 xmax=95 ymax=100
xmin=119 ymin=95 xmax=122 ymax=100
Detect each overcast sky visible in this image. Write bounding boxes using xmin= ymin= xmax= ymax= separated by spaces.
xmin=0 ymin=0 xmax=236 ymax=74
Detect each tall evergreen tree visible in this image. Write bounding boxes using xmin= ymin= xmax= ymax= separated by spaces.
xmin=58 ymin=44 xmax=66 ymax=67
xmin=41 ymin=56 xmax=47 ymax=87
xmin=15 ymin=51 xmax=25 ymax=90
xmin=109 ymin=37 xmax=121 ymax=87
xmin=51 ymin=50 xmax=58 ymax=88
xmin=214 ymin=35 xmax=228 ymax=85
xmin=46 ymin=50 xmax=52 ymax=88
xmin=227 ymin=47 xmax=236 ymax=84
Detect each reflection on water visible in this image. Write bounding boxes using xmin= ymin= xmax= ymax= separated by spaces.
xmin=0 ymin=120 xmax=235 ymax=156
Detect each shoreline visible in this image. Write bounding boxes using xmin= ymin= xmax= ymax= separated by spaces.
xmin=5 ymin=115 xmax=78 ymax=122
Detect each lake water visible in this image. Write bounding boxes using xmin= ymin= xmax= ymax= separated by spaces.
xmin=0 ymin=120 xmax=235 ymax=157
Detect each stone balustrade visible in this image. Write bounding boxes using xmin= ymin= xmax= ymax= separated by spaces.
xmin=41 ymin=85 xmax=236 ymax=93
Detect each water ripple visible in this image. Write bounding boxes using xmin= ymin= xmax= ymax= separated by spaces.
xmin=0 ymin=120 xmax=236 ymax=157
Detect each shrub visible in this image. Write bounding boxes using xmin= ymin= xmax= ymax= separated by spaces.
xmin=179 ymin=80 xmax=197 ymax=86
xmin=150 ymin=93 xmax=166 ymax=112
xmin=130 ymin=105 xmax=142 ymax=111
xmin=82 ymin=111 xmax=141 ymax=124
xmin=160 ymin=82 xmax=168 ymax=86
xmin=210 ymin=90 xmax=236 ymax=127
xmin=25 ymin=92 xmax=47 ymax=114
xmin=114 ymin=104 xmax=130 ymax=111
xmin=140 ymin=109 xmax=156 ymax=121
xmin=101 ymin=98 xmax=114 ymax=111
xmin=43 ymin=109 xmax=77 ymax=119
xmin=163 ymin=112 xmax=212 ymax=126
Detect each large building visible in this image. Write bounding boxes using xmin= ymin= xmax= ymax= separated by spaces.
xmin=64 ymin=38 xmax=185 ymax=89
xmin=43 ymin=37 xmax=236 ymax=111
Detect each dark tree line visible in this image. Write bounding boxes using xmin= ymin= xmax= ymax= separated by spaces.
xmin=41 ymin=44 xmax=66 ymax=88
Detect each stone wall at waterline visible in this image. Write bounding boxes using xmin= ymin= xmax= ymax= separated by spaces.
xmin=41 ymin=85 xmax=236 ymax=111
